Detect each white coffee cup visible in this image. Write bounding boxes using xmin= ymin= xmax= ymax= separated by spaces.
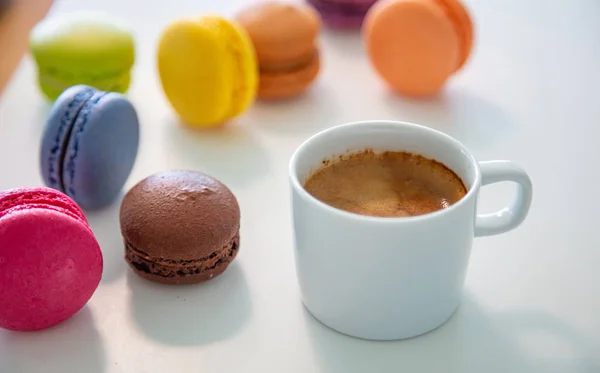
xmin=289 ymin=120 xmax=533 ymax=340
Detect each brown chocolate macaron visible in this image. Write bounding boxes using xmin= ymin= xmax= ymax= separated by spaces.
xmin=119 ymin=170 xmax=240 ymax=285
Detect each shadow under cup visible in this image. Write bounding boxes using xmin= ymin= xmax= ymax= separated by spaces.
xmin=289 ymin=120 xmax=483 ymax=341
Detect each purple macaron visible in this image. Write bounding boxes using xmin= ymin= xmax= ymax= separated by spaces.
xmin=40 ymin=85 xmax=140 ymax=210
xmin=307 ymin=0 xmax=379 ymax=28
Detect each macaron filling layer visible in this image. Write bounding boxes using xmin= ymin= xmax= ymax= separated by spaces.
xmin=259 ymin=51 xmax=320 ymax=98
xmin=125 ymin=232 xmax=240 ymax=280
xmin=259 ymin=50 xmax=317 ymax=73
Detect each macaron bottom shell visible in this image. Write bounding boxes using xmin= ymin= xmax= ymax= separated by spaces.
xmin=259 ymin=51 xmax=321 ymax=99
xmin=125 ymin=232 xmax=240 ymax=285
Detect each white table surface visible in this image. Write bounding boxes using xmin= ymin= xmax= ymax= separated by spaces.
xmin=1 ymin=0 xmax=599 ymax=372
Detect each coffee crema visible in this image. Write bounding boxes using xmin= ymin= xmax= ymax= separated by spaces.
xmin=303 ymin=150 xmax=467 ymax=218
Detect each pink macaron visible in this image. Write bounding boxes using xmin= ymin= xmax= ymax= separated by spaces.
xmin=0 ymin=187 xmax=103 ymax=331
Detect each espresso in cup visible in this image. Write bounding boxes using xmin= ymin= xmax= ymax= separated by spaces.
xmin=290 ymin=121 xmax=532 ymax=340
xmin=304 ymin=150 xmax=467 ymax=217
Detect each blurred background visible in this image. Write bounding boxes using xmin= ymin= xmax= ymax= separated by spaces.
xmin=0 ymin=0 xmax=54 ymax=94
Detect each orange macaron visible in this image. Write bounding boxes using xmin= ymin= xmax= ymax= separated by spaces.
xmin=236 ymin=1 xmax=322 ymax=100
xmin=363 ymin=0 xmax=473 ymax=97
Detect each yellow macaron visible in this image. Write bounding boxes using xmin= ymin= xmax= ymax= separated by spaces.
xmin=157 ymin=16 xmax=258 ymax=127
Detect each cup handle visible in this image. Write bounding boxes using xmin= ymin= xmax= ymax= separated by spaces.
xmin=475 ymin=161 xmax=533 ymax=237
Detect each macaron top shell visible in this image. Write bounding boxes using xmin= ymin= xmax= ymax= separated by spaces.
xmin=157 ymin=16 xmax=258 ymax=127
xmin=120 ymin=170 xmax=240 ymax=261
xmin=0 ymin=187 xmax=102 ymax=331
xmin=236 ymin=1 xmax=321 ymax=64
xmin=364 ymin=0 xmax=461 ymax=96
xmin=30 ymin=11 xmax=135 ymax=72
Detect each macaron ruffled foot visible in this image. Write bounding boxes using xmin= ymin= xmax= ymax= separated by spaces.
xmin=40 ymin=84 xmax=140 ymax=210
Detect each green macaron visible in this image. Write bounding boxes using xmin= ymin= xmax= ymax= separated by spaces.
xmin=29 ymin=11 xmax=135 ymax=101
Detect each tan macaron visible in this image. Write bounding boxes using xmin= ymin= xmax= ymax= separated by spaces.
xmin=237 ymin=1 xmax=322 ymax=99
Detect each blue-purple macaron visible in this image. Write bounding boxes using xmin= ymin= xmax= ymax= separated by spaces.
xmin=40 ymin=84 xmax=139 ymax=210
